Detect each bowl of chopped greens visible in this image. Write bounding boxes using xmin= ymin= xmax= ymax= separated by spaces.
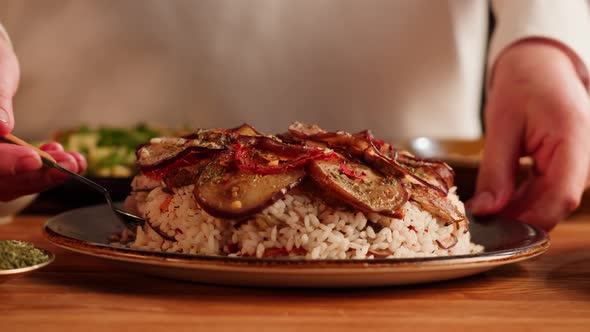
xmin=56 ymin=123 xmax=165 ymax=178
xmin=0 ymin=240 xmax=54 ymax=283
xmin=27 ymin=123 xmax=190 ymax=214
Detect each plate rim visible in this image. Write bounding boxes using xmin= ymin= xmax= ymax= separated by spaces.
xmin=42 ymin=205 xmax=551 ymax=272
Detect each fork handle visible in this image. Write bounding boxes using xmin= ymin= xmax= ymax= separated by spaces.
xmin=1 ymin=134 xmax=58 ymax=164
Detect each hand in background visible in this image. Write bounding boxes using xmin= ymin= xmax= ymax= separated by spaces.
xmin=0 ymin=31 xmax=87 ymax=202
xmin=468 ymin=39 xmax=590 ymax=231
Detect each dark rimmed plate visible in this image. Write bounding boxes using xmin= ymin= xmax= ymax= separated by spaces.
xmin=43 ymin=205 xmax=549 ymax=288
xmin=25 ymin=177 xmax=132 ymax=214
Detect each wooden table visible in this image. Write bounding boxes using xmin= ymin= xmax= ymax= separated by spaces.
xmin=1 ymin=213 xmax=590 ymax=332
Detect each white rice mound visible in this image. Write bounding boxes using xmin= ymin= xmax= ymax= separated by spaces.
xmin=125 ymin=179 xmax=483 ymax=259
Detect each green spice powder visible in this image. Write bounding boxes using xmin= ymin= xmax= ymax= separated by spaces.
xmin=0 ymin=240 xmax=50 ymax=270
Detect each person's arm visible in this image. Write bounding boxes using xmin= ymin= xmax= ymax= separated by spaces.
xmin=468 ymin=0 xmax=590 ymax=231
xmin=486 ymin=0 xmax=590 ymax=90
xmin=0 ymin=24 xmax=87 ymax=202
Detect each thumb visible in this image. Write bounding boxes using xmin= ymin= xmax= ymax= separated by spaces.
xmin=467 ymin=102 xmax=522 ymax=215
xmin=0 ymin=143 xmax=42 ymax=177
xmin=0 ymin=95 xmax=15 ymax=136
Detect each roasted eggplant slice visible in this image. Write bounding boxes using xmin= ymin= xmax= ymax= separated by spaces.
xmin=236 ymin=135 xmax=312 ymax=158
xmin=232 ymin=123 xmax=262 ymax=136
xmin=162 ymin=160 xmax=211 ymax=188
xmin=290 ymin=122 xmax=452 ymax=195
xmin=396 ymin=153 xmax=455 ymax=191
xmin=307 ymin=159 xmax=408 ymax=217
xmin=362 ymin=144 xmax=406 ymax=177
xmin=136 ymin=137 xmax=223 ymax=173
xmin=362 ymin=145 xmax=449 ymax=196
xmin=288 ymin=122 xmax=328 ymax=137
xmin=408 ymin=184 xmax=465 ymax=224
xmin=195 ymin=159 xmax=305 ymax=219
xmin=181 ymin=128 xmax=232 ymax=143
xmin=289 ymin=122 xmax=370 ymax=157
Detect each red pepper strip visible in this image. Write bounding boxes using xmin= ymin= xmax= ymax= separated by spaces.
xmin=338 ymin=162 xmax=366 ymax=182
xmin=234 ymin=145 xmax=339 ymax=175
xmin=233 ymin=142 xmax=249 ymax=162
xmin=159 ymin=196 xmax=173 ymax=213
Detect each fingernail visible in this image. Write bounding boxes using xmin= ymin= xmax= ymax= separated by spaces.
xmin=50 ymin=160 xmax=77 ymax=181
xmin=15 ymin=155 xmax=42 ymax=173
xmin=0 ymin=108 xmax=8 ymax=123
xmin=467 ymin=191 xmax=495 ymax=214
xmin=59 ymin=159 xmax=77 ymax=172
xmin=40 ymin=142 xmax=63 ymax=152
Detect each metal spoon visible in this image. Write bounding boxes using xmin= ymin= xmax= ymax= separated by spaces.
xmin=1 ymin=134 xmax=145 ymax=231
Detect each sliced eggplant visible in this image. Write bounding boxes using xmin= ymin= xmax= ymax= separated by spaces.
xmin=136 ymin=137 xmax=224 ymax=172
xmin=162 ymin=159 xmax=211 ymax=188
xmin=363 ymin=145 xmax=448 ymax=196
xmin=396 ymin=153 xmax=455 ymax=191
xmin=236 ymin=135 xmax=311 ymax=158
xmin=274 ymin=131 xmax=299 ymax=145
xmin=288 ymin=121 xmax=327 ymax=137
xmin=181 ymin=128 xmax=232 ymax=143
xmin=408 ymin=183 xmax=465 ymax=224
xmin=194 ymin=160 xmax=305 ymax=219
xmin=232 ymin=123 xmax=262 ymax=136
xmin=290 ymin=122 xmax=452 ymax=195
xmin=361 ymin=144 xmax=409 ymax=178
xmin=289 ymin=122 xmax=369 ymax=157
xmin=306 ymin=159 xmax=408 ymax=217
xmin=254 ymin=136 xmax=312 ymax=158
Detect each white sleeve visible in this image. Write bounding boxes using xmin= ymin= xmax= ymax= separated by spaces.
xmin=489 ymin=0 xmax=590 ymax=89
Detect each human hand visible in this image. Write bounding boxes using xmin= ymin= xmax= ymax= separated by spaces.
xmin=0 ymin=25 xmax=18 ymax=136
xmin=0 ymin=30 xmax=87 ymax=201
xmin=0 ymin=142 xmax=87 ymax=202
xmin=467 ymin=39 xmax=590 ymax=231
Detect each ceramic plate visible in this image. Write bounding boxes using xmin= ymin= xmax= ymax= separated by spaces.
xmin=404 ymin=137 xmax=484 ymax=168
xmin=43 ymin=205 xmax=549 ymax=288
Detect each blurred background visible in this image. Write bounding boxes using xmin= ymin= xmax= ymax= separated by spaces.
xmin=0 ymin=0 xmax=497 ymax=212
xmin=0 ymin=0 xmax=486 ymax=141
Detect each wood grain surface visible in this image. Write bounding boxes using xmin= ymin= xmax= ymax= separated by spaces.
xmin=1 ymin=213 xmax=590 ymax=332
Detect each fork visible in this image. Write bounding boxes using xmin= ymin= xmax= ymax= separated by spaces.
xmin=1 ymin=134 xmax=145 ymax=231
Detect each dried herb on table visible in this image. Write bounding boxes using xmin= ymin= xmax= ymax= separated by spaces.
xmin=0 ymin=240 xmax=50 ymax=270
